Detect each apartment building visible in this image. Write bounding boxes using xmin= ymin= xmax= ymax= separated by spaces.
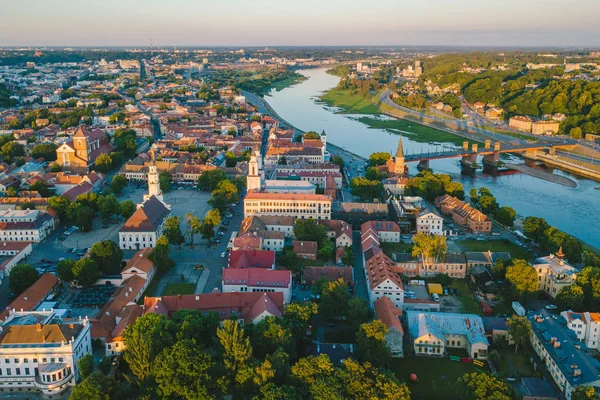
xmin=509 ymin=116 xmax=534 ymax=132
xmin=435 ymin=195 xmax=492 ymax=233
xmin=561 ymin=311 xmax=600 ymax=350
xmin=532 ymin=120 xmax=560 ymax=135
xmin=529 ymin=310 xmax=600 ymax=400
xmin=119 ymin=196 xmax=171 ymax=250
xmin=0 ymin=209 xmax=58 ymax=243
xmin=222 ymin=268 xmax=292 ymax=304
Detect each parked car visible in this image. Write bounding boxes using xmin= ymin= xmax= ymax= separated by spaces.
xmin=221 ymin=252 xmax=227 ymax=258
xmin=545 ymin=304 xmax=558 ymax=310
xmin=194 ymin=264 xmax=204 ymax=270
xmin=444 ymin=289 xmax=449 ymax=296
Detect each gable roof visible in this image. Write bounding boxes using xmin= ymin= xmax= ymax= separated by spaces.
xmin=123 ymin=248 xmax=154 ymax=274
xmin=375 ymin=296 xmax=403 ymax=334
xmin=223 ymin=268 xmax=291 ymax=288
xmin=228 ymin=249 xmax=275 ymax=269
xmin=0 ymin=273 xmax=59 ymax=321
xmin=406 ymin=311 xmax=489 ymax=346
xmin=120 ymin=196 xmax=170 ymax=233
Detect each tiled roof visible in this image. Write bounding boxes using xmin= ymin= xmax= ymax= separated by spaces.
xmin=143 ymin=292 xmax=284 ymax=323
xmin=120 ymin=196 xmax=170 ymax=233
xmin=244 ymin=190 xmax=331 ymax=202
xmin=406 ymin=311 xmax=489 ymax=346
xmin=0 ymin=273 xmax=59 ymax=321
xmin=303 ymin=266 xmax=354 ymax=283
xmin=229 ymin=249 xmax=275 ymax=269
xmin=374 ymin=296 xmax=403 ymax=334
xmin=123 ymin=248 xmax=154 ymax=274
xmin=223 ymin=268 xmax=291 ymax=288
xmin=0 ymin=323 xmax=83 ymax=345
xmin=292 ymin=241 xmax=318 ymax=256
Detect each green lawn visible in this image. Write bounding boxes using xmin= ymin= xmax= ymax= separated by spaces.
xmin=319 ymin=88 xmax=381 ymax=114
xmin=447 ymin=280 xmax=482 ymax=315
xmin=161 ymin=283 xmax=195 ymax=296
xmin=456 ymin=239 xmax=533 ymax=261
xmin=391 ymin=356 xmax=486 ymax=400
xmin=381 ymin=241 xmax=414 ymax=257
xmin=356 ymin=116 xmax=467 ymax=146
xmin=492 ymin=343 xmax=538 ymax=379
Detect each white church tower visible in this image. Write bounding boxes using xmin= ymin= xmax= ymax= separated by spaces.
xmin=143 ymin=150 xmax=170 ymax=208
xmin=247 ymin=155 xmax=261 ymax=191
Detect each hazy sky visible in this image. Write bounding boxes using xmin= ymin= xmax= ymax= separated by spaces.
xmin=1 ymin=0 xmax=599 ymax=47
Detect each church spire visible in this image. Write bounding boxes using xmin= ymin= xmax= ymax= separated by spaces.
xmin=395 ymin=136 xmax=404 ymax=160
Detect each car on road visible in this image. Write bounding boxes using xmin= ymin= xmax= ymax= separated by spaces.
xmin=545 ymin=304 xmax=558 ymax=310
xmin=221 ymin=252 xmax=227 ymax=258
xmin=444 ymin=289 xmax=449 ymax=296
xmin=193 ymin=264 xmax=204 ymax=270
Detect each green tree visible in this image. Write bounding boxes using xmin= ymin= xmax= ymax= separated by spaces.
xmin=507 ymin=315 xmax=532 ymax=354
xmin=57 ymin=259 xmax=76 ymax=283
xmin=78 ymin=354 xmax=94 ymax=380
xmin=495 ymin=206 xmax=517 ymax=227
xmin=9 ymin=264 xmax=39 ymax=295
xmin=209 ymin=180 xmax=239 ymax=215
xmin=506 ymin=260 xmax=539 ymax=301
xmin=478 ymin=194 xmax=499 ymax=215
xmin=159 ymin=171 xmax=171 ymax=193
xmin=294 ymin=219 xmax=328 ymax=244
xmin=571 ymin=386 xmax=599 ymax=400
xmin=217 ymin=320 xmax=253 ymax=386
xmin=350 ymin=177 xmax=383 ymax=201
xmin=556 ymin=285 xmax=585 ymax=311
xmin=69 ymin=372 xmax=115 ymax=400
xmin=412 ymin=233 xmax=447 ymax=265
xmin=110 ymin=175 xmax=128 ymax=194
xmin=356 ymin=320 xmax=391 ymax=368
xmin=184 ymin=213 xmax=202 ymax=247
xmin=457 ymin=371 xmax=516 ymax=400
xmin=303 ymin=131 xmax=320 ymax=140
xmin=319 ymin=278 xmax=351 ymax=321
xmin=89 ymin=240 xmax=123 ymax=275
xmin=48 ymin=195 xmax=72 ymax=219
xmin=368 ymin=152 xmax=391 ymax=166
xmin=200 ymin=209 xmax=221 ymax=243
xmin=153 ymin=339 xmax=215 ymax=400
xmin=197 ymin=169 xmax=226 ymax=190
xmin=164 ymin=216 xmax=185 ymax=248
xmin=31 ymin=143 xmax=58 ymax=161
xmin=171 ymin=309 xmax=220 ymax=346
xmin=469 ymin=187 xmax=479 ymax=203
xmin=347 ymin=297 xmax=370 ymax=335
xmin=251 ymin=317 xmax=295 ymax=359
xmin=29 ymin=181 xmax=51 ymax=197
xmin=149 ymin=235 xmax=175 ymax=273
xmin=123 ymin=313 xmax=174 ymax=382
xmin=67 ymin=202 xmax=96 ymax=232
xmin=94 ymin=153 xmax=113 ymax=173
xmin=97 ymin=194 xmax=120 ymax=222
xmin=225 ymin=151 xmax=238 ymax=167
xmin=523 ymin=216 xmax=550 ymax=241
xmin=283 ymin=302 xmax=318 ymax=339
xmin=331 ymin=155 xmax=345 ymax=169
xmin=570 ymin=127 xmax=583 ymax=139
xmin=73 ymin=258 xmax=101 ymax=287
xmin=119 ymin=200 xmax=136 ymax=219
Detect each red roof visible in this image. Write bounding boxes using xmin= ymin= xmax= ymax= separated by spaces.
xmin=143 ymin=292 xmax=284 ymax=323
xmin=374 ymin=296 xmax=403 ymax=334
xmin=0 ymin=273 xmax=59 ymax=321
xmin=228 ymin=249 xmax=275 ymax=269
xmin=223 ymin=268 xmax=291 ymax=288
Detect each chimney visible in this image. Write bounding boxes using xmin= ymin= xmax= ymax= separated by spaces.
xmin=69 ymin=323 xmax=74 ymax=329
xmin=36 ymin=323 xmax=42 ymax=332
xmin=554 ymin=341 xmax=561 ymax=348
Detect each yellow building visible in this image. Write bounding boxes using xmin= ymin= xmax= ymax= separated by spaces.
xmin=56 ymin=126 xmax=114 ymax=172
xmin=509 ymin=116 xmax=533 ymax=132
xmin=532 ymin=120 xmax=560 ymax=135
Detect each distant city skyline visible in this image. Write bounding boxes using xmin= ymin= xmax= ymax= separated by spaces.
xmin=1 ymin=0 xmax=599 ymax=47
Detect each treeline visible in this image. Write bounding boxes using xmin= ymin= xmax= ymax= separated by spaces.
xmin=0 ymin=83 xmax=17 ymax=108
xmin=70 ymin=302 xmax=410 ymax=400
xmin=522 ymin=216 xmax=583 ymax=263
xmin=212 ymin=69 xmax=304 ymax=95
xmin=337 ymin=77 xmax=381 ymax=96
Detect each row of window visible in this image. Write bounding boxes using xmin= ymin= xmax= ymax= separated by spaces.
xmin=224 ymin=280 xmax=287 ymax=287
xmin=3 ymin=357 xmax=63 ymax=364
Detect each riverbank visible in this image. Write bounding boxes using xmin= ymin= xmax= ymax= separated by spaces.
xmin=270 ymin=74 xmax=308 ymax=92
xmin=318 ymin=87 xmax=381 ymax=114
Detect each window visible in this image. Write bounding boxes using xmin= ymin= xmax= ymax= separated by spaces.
xmin=25 ymin=368 xmax=30 ymax=375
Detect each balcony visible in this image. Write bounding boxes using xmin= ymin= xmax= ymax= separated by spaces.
xmin=33 ymin=372 xmax=73 ymax=393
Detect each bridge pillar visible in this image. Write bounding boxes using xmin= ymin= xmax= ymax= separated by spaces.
xmin=494 ymin=142 xmax=501 ymax=151
xmin=526 ymin=149 xmax=538 ymax=157
xmin=463 ymin=141 xmax=469 ymax=151
xmin=482 ymin=152 xmax=500 ymax=176
xmin=472 ymin=143 xmax=478 ymax=153
xmin=549 ymin=147 xmax=556 ymax=156
xmin=484 ymin=140 xmax=491 ymax=149
xmin=460 ymin=154 xmax=478 ymax=176
xmin=417 ymin=159 xmax=430 ymax=171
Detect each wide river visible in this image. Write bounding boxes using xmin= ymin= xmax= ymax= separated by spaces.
xmin=264 ymin=68 xmax=599 ymax=249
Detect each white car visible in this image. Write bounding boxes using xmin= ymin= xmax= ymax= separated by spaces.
xmin=545 ymin=304 xmax=558 ymax=310
xmin=221 ymin=252 xmax=227 ymax=258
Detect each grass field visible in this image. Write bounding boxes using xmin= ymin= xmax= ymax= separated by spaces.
xmin=356 ymin=116 xmax=467 ymax=146
xmin=456 ymin=239 xmax=533 ymax=261
xmin=493 ymin=342 xmax=538 ymax=379
xmin=381 ymin=241 xmax=414 ymax=257
xmin=391 ymin=357 xmax=486 ymax=400
xmin=319 ymin=88 xmax=381 ymax=114
xmin=162 ymin=283 xmax=195 ymax=296
xmin=446 ymin=280 xmax=481 ymax=314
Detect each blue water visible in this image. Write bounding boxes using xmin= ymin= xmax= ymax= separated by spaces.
xmin=265 ymin=68 xmax=600 ymax=248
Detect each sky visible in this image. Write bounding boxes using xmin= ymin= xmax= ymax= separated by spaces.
xmin=1 ymin=0 xmax=599 ymax=47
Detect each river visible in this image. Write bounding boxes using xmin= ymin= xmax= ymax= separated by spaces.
xmin=264 ymin=68 xmax=600 ymax=249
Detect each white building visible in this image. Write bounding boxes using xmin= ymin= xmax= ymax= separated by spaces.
xmin=263 ymin=180 xmax=316 ymax=194
xmin=244 ymin=191 xmax=331 ymax=220
xmin=562 ymin=311 xmax=600 ymax=350
xmin=118 ymin=196 xmax=170 ymax=250
xmin=0 ymin=210 xmax=57 ymax=243
xmin=416 ymin=210 xmax=444 ymax=235
xmin=374 ymin=296 xmax=404 ymax=357
xmin=533 ymin=249 xmax=579 ymax=299
xmin=406 ymin=311 xmax=489 ymax=359
xmin=222 ymin=268 xmax=292 ymax=304
xmin=0 ymin=311 xmax=92 ymax=397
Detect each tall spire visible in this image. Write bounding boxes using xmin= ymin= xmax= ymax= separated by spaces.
xmin=395 ymin=136 xmax=404 ymax=160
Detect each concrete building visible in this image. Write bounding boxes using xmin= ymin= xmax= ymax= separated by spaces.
xmin=222 ymin=268 xmax=292 ymax=304
xmin=406 ymin=311 xmax=489 ymax=359
xmin=416 ymin=210 xmax=444 ymax=235
xmin=0 ymin=242 xmax=33 ymax=279
xmin=0 ymin=311 xmax=92 ymax=397
xmin=0 ymin=209 xmax=58 ymax=243
xmin=118 ymin=196 xmax=171 ymax=250
xmin=532 ymin=121 xmax=560 ymax=135
xmin=244 ymin=191 xmax=331 ymax=220
xmin=533 ymin=249 xmax=579 ymax=299
xmin=509 ymin=116 xmax=534 ymax=133
xmin=529 ymin=310 xmax=600 ymax=400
